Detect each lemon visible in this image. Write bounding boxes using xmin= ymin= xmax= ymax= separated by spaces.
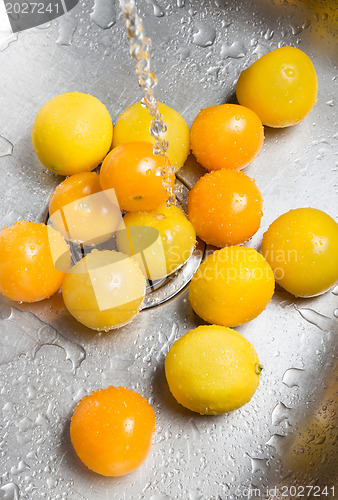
xmin=32 ymin=92 xmax=113 ymax=176
xmin=165 ymin=325 xmax=261 ymax=415
xmin=189 ymin=246 xmax=275 ymax=327
xmin=112 ymin=102 xmax=190 ymax=172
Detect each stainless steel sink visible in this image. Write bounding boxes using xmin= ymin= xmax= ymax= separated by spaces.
xmin=0 ymin=0 xmax=337 ymax=498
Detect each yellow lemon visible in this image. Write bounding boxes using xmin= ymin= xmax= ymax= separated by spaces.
xmin=165 ymin=325 xmax=261 ymax=415
xmin=112 ymin=102 xmax=190 ymax=172
xmin=189 ymin=246 xmax=275 ymax=327
xmin=32 ymin=92 xmax=113 ymax=175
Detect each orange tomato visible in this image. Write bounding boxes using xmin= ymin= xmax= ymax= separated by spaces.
xmin=100 ymin=141 xmax=175 ymax=212
xmin=70 ymin=386 xmax=156 ymax=476
xmin=188 ymin=169 xmax=263 ymax=247
xmin=49 ymin=172 xmax=121 ymax=245
xmin=190 ymin=104 xmax=264 ymax=171
xmin=0 ymin=221 xmax=70 ymax=302
xmin=189 ymin=246 xmax=275 ymax=327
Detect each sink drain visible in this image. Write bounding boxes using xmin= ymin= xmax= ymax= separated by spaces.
xmin=45 ymin=178 xmax=206 ymax=309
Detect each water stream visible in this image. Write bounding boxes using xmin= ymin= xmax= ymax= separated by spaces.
xmin=119 ymin=0 xmax=175 ymax=204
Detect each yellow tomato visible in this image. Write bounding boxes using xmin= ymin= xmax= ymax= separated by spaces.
xmin=112 ymin=102 xmax=190 ymax=172
xmin=49 ymin=172 xmax=121 ymax=245
xmin=236 ymin=46 xmax=318 ymax=127
xmin=189 ymin=246 xmax=275 ymax=327
xmin=32 ymin=92 xmax=113 ymax=175
xmin=165 ymin=325 xmax=261 ymax=415
xmin=117 ymin=203 xmax=196 ymax=280
xmin=62 ymin=250 xmax=146 ymax=331
xmin=261 ymin=208 xmax=338 ymax=297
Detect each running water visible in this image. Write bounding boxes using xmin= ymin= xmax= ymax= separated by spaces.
xmin=119 ymin=0 xmax=175 ymax=205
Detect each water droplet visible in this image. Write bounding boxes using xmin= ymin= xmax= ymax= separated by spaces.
xmin=266 ymin=433 xmax=287 ymax=452
xmin=10 ymin=460 xmax=29 ymax=475
xmin=0 ymin=301 xmax=12 ymax=320
xmin=271 ymin=402 xmax=292 ymax=426
xmin=290 ymin=24 xmax=303 ymax=36
xmin=0 ymin=307 xmax=85 ymax=373
xmin=263 ymin=28 xmax=274 ymax=40
xmin=193 ymin=21 xmax=216 ymax=47
xmin=295 ymin=306 xmax=333 ymax=333
xmin=91 ymin=0 xmax=116 ymax=29
xmin=315 ymin=435 xmax=326 ymax=445
xmin=283 ymin=67 xmax=296 ymax=77
xmin=246 ymin=454 xmax=269 ymax=474
xmin=57 ymin=13 xmax=78 ymax=46
xmin=0 ymin=482 xmax=20 ymax=500
xmin=221 ymin=40 xmax=246 ymax=59
xmin=0 ymin=32 xmax=18 ymax=52
xmin=0 ymin=135 xmax=14 ymax=157
xmin=177 ymin=44 xmax=191 ymax=59
xmin=145 ymin=0 xmax=165 ymax=17
xmin=282 ymin=367 xmax=305 ymax=388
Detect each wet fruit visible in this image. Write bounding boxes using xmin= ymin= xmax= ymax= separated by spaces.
xmin=62 ymin=249 xmax=146 ymax=331
xmin=100 ymin=141 xmax=175 ymax=212
xmin=189 ymin=246 xmax=275 ymax=326
xmin=236 ymin=46 xmax=318 ymax=127
xmin=190 ymin=104 xmax=264 ymax=171
xmin=49 ymin=171 xmax=121 ymax=245
xmin=32 ymin=92 xmax=113 ymax=175
xmin=165 ymin=325 xmax=261 ymax=414
xmin=70 ymin=386 xmax=155 ymax=476
xmin=261 ymin=208 xmax=338 ymax=297
xmin=117 ymin=203 xmax=196 ymax=280
xmin=188 ymin=169 xmax=263 ymax=247
xmin=0 ymin=221 xmax=70 ymax=302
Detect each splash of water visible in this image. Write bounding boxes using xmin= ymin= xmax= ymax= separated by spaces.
xmin=119 ymin=0 xmax=175 ymax=205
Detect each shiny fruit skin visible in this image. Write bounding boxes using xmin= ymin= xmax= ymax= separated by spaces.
xmin=0 ymin=221 xmax=70 ymax=302
xmin=236 ymin=46 xmax=318 ymax=127
xmin=165 ymin=325 xmax=261 ymax=415
xmin=188 ymin=169 xmax=263 ymax=247
xmin=70 ymin=386 xmax=155 ymax=476
xmin=112 ymin=102 xmax=190 ymax=172
xmin=189 ymin=246 xmax=275 ymax=327
xmin=49 ymin=172 xmax=121 ymax=245
xmin=32 ymin=92 xmax=113 ymax=175
xmin=190 ymin=104 xmax=264 ymax=171
xmin=117 ymin=203 xmax=196 ymax=280
xmin=100 ymin=141 xmax=175 ymax=212
xmin=62 ymin=249 xmax=146 ymax=331
xmin=261 ymin=208 xmax=338 ymax=297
